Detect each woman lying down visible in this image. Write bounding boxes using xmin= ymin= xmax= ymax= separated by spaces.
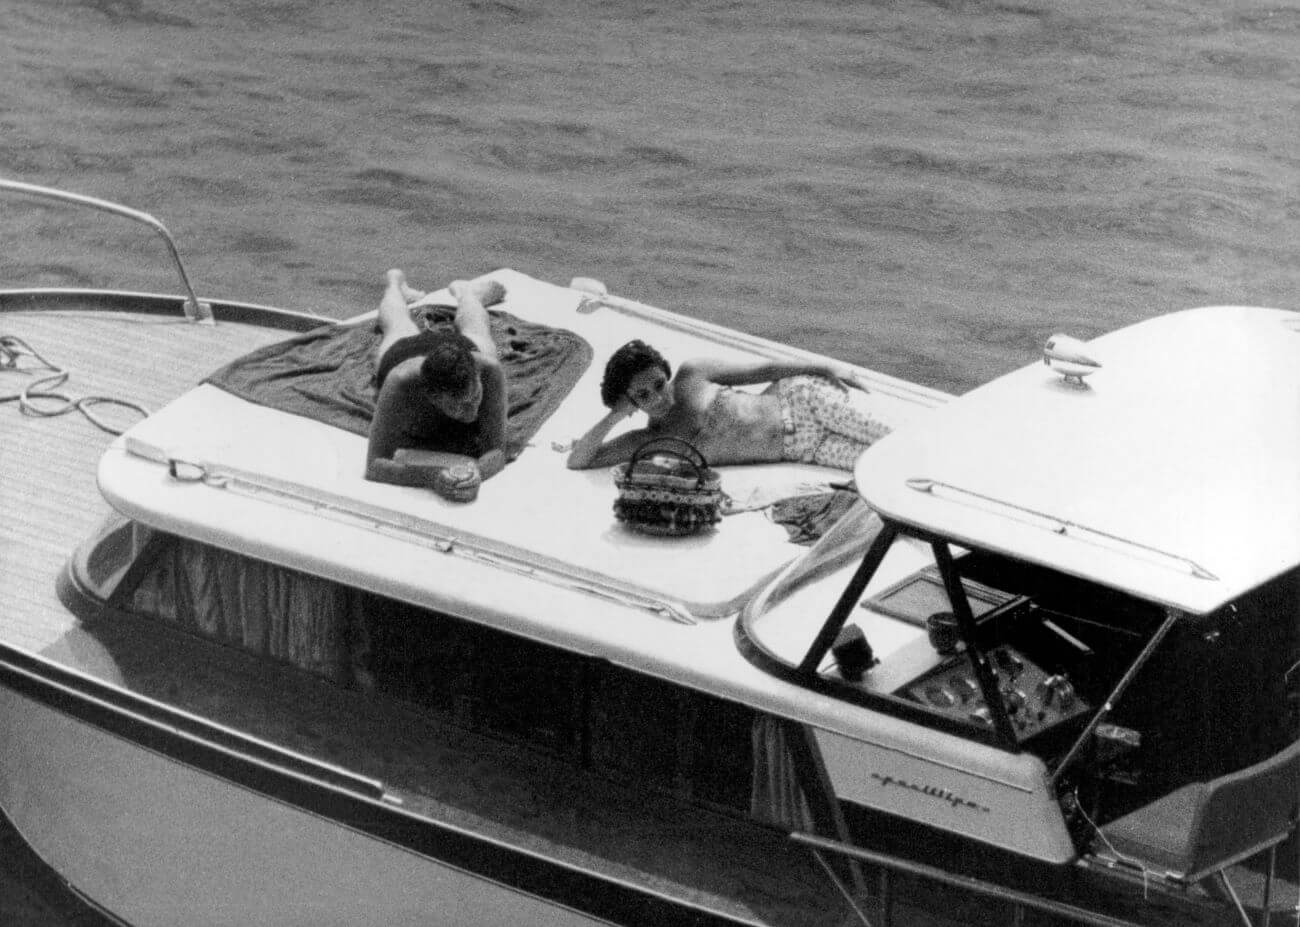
xmin=567 ymin=340 xmax=890 ymax=472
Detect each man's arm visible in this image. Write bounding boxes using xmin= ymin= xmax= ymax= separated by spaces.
xmin=365 ymin=383 xmax=478 ymax=496
xmin=367 ymin=455 xmax=456 ymax=488
xmin=473 ymin=358 xmax=508 ymax=479
xmin=365 ymin=384 xmax=407 ymax=479
xmin=368 ymin=450 xmax=483 ymax=502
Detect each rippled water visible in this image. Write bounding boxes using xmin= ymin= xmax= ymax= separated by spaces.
xmin=1 ymin=0 xmax=1297 ymax=922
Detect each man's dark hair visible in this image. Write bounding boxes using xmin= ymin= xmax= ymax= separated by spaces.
xmin=600 ymin=339 xmax=671 ymax=408
xmin=419 ymin=331 xmax=478 ymax=396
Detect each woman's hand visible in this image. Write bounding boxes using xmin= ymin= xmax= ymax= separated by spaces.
xmin=613 ymin=395 xmax=638 ymax=418
xmin=823 ymin=364 xmax=869 ymax=393
xmin=565 ymin=400 xmax=649 ymax=470
xmin=842 ymin=370 xmax=870 ymax=393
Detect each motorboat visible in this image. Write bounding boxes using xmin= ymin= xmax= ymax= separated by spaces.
xmin=1 ymin=179 xmax=1295 ymax=927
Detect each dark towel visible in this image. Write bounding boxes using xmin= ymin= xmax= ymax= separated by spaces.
xmin=204 ymin=303 xmax=592 ymax=459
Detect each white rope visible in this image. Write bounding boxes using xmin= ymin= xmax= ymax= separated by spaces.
xmin=0 ymin=334 xmax=149 ymax=435
xmin=1073 ymin=793 xmax=1156 ymax=901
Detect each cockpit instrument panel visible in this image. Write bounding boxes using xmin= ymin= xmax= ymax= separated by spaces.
xmin=900 ymin=644 xmax=1090 ymax=740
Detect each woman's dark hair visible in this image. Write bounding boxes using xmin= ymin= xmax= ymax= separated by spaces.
xmin=419 ymin=331 xmax=478 ymax=396
xmin=600 ymin=339 xmax=671 ymax=408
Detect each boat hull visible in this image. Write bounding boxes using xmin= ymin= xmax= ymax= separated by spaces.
xmin=0 ymin=646 xmax=760 ymax=927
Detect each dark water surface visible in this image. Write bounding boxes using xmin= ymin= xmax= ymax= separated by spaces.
xmin=1 ymin=0 xmax=1297 ymax=923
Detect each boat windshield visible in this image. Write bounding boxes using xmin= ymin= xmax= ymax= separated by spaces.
xmin=741 ymin=514 xmax=1300 ymax=808
xmin=750 ymin=497 xmax=884 ymax=614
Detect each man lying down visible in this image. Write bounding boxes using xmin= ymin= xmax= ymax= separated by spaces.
xmin=365 ymin=270 xmax=507 ymax=503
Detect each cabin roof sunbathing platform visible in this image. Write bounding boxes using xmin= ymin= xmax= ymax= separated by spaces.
xmin=108 ymin=268 xmax=936 ymax=626
xmin=4 ymin=180 xmax=1300 ymax=927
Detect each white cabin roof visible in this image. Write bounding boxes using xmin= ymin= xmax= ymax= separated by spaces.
xmin=102 ymin=269 xmax=947 ymax=625
xmin=855 ymin=305 xmax=1300 ymax=616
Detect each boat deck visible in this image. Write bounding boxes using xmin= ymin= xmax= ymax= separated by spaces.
xmin=0 ymin=300 xmax=295 ymax=653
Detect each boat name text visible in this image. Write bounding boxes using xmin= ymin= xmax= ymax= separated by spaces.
xmin=870 ymin=772 xmax=990 ymax=813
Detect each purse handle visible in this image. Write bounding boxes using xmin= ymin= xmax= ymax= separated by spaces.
xmin=627 ymin=436 xmax=712 ymax=487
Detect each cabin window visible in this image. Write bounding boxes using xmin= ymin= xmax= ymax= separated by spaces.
xmin=755 ymin=498 xmax=884 ymax=615
xmin=68 ymin=512 xmax=157 ymax=602
xmin=127 ymin=534 xmax=364 ymax=685
xmin=107 ymin=533 xmax=759 ymax=816
xmin=362 ymin=594 xmax=757 ymax=815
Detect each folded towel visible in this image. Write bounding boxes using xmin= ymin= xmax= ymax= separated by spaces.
xmin=205 ymin=304 xmax=592 ymax=459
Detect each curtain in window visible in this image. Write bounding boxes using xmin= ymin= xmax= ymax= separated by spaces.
xmin=132 ymin=537 xmax=361 ymax=683
xmin=749 ymin=714 xmax=815 ymax=830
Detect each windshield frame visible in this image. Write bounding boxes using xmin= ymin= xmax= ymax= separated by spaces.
xmin=739 ymin=512 xmax=1193 ymax=768
xmin=737 ymin=517 xmax=1016 ymax=750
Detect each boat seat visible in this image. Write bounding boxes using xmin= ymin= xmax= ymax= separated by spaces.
xmin=1094 ymin=735 xmax=1300 ymax=926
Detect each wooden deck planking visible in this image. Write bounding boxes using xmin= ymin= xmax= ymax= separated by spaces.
xmin=0 ymin=307 xmax=294 ymax=654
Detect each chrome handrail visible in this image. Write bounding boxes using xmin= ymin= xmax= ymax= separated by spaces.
xmin=791 ymin=831 xmax=1144 ymax=927
xmin=1 ymin=178 xmax=213 ymax=324
xmin=905 ymin=477 xmax=1218 ymax=581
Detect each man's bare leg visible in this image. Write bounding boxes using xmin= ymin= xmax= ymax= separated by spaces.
xmin=397 ymin=276 xmax=426 ymax=304
xmin=448 ymin=278 xmax=505 ymax=307
xmin=447 ymin=278 xmax=506 ymax=356
xmin=376 ymin=269 xmax=422 ymax=361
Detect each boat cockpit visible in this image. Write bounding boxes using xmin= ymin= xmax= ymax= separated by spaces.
xmin=740 ymin=503 xmax=1300 ymax=835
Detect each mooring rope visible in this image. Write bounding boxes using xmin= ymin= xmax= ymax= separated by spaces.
xmin=0 ymin=334 xmax=149 ymax=435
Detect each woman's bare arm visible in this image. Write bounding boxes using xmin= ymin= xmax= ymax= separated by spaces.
xmin=566 ymin=397 xmax=651 ymax=469
xmin=679 ymin=356 xmax=868 ymax=391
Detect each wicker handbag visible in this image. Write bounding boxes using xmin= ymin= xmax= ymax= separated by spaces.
xmin=613 ymin=437 xmax=723 ymax=536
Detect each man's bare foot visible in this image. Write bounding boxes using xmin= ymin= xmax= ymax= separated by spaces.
xmin=388 ymin=269 xmax=426 ymax=304
xmin=449 ymin=278 xmax=506 ymax=307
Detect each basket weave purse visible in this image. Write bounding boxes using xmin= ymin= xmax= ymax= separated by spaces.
xmin=613 ymin=437 xmax=723 ymax=536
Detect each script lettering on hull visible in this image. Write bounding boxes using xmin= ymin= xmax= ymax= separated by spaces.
xmin=870 ymin=772 xmax=991 ymax=814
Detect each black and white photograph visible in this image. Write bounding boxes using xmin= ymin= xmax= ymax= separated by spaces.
xmin=1 ymin=2 xmax=1297 ymax=925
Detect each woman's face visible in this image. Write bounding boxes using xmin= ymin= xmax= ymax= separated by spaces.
xmin=626 ymin=367 xmax=673 ymax=418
